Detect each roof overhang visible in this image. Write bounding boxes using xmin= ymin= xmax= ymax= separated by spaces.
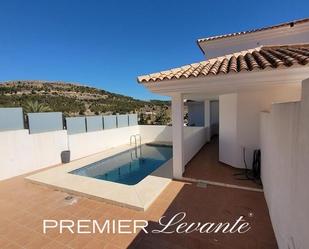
xmin=141 ymin=66 xmax=309 ymax=96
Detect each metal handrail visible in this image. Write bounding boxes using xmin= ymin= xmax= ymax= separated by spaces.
xmin=130 ymin=134 xmax=142 ymax=159
xmin=131 ymin=148 xmax=137 ymax=160
xmin=135 ymin=134 xmax=141 ymax=147
xmin=135 ymin=134 xmax=142 ymax=158
xmin=130 ymin=135 xmax=137 ymax=147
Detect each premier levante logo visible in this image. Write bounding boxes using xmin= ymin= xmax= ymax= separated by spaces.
xmin=43 ymin=212 xmax=251 ymax=235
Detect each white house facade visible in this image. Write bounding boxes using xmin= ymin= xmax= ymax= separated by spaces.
xmin=138 ymin=18 xmax=309 ymax=249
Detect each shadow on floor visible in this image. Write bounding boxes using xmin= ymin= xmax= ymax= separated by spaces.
xmin=183 ymin=137 xmax=262 ymax=189
xmin=128 ymin=182 xmax=277 ymax=249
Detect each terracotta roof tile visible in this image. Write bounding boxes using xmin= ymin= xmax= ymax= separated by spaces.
xmin=218 ymin=58 xmax=228 ymax=74
xmin=228 ymin=56 xmax=238 ymax=73
xmin=197 ymin=18 xmax=309 ymax=43
xmin=259 ymin=49 xmax=285 ymax=67
xmin=137 ymin=44 xmax=309 ymax=83
xmin=251 ymin=50 xmax=272 ymax=69
xmin=244 ymin=53 xmax=259 ymax=70
xmin=237 ymin=55 xmax=249 ymax=71
xmin=209 ymin=60 xmax=221 ymax=74
xmin=284 ymin=48 xmax=309 ymax=64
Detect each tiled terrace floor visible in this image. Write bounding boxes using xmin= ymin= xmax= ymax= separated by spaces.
xmin=0 ymin=170 xmax=276 ymax=248
xmin=184 ymin=137 xmax=262 ymax=189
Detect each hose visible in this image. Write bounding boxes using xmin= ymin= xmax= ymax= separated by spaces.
xmin=242 ymin=147 xmax=254 ymax=180
xmin=234 ymin=147 xmax=262 ymax=186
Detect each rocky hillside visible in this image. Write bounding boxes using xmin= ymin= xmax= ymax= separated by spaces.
xmin=0 ymin=81 xmax=171 ymax=124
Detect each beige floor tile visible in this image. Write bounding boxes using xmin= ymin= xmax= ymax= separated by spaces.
xmin=0 ymin=145 xmax=277 ymax=249
xmin=23 ymin=233 xmax=52 ymax=249
xmin=82 ymin=238 xmax=107 ymax=249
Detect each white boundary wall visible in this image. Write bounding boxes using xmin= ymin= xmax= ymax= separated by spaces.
xmin=0 ymin=130 xmax=68 ymax=181
xmin=0 ymin=125 xmax=208 ymax=181
xmin=68 ymin=126 xmax=139 ymax=160
xmin=138 ymin=125 xmax=172 ymax=142
xmin=139 ymin=125 xmax=209 ymax=164
xmin=260 ymin=79 xmax=309 ymax=249
xmin=183 ymin=126 xmax=209 ymax=164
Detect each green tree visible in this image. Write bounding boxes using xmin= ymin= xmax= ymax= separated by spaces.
xmin=139 ymin=113 xmax=147 ymax=125
xmin=23 ymin=100 xmax=51 ymax=113
xmin=155 ymin=110 xmax=171 ymax=125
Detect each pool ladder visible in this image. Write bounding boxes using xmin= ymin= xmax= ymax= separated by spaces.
xmin=130 ymin=134 xmax=142 ymax=160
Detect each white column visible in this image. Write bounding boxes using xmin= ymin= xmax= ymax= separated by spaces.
xmin=171 ymin=93 xmax=184 ymax=178
xmin=219 ymin=94 xmax=239 ymax=167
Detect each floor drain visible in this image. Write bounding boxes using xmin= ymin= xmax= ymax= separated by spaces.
xmin=197 ymin=182 xmax=207 ymax=188
xmin=65 ymin=195 xmax=73 ymax=201
xmin=64 ymin=195 xmax=78 ymax=205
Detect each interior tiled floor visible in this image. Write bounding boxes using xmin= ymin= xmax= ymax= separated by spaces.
xmin=184 ymin=137 xmax=262 ymax=189
xmin=0 ymin=170 xmax=276 ymax=248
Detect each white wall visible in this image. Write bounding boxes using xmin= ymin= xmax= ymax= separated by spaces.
xmin=260 ymin=79 xmax=309 ymax=249
xmin=69 ymin=126 xmax=139 ymax=160
xmin=219 ymin=93 xmax=239 ymax=167
xmin=210 ymin=100 xmax=219 ymax=137
xmin=200 ymin=22 xmax=309 ymax=58
xmin=139 ymin=124 xmax=209 ymax=169
xmin=187 ymin=102 xmax=205 ymax=126
xmin=0 ymin=124 xmax=209 ymax=181
xmin=138 ymin=125 xmax=172 ymax=143
xmin=204 ymin=100 xmax=210 ymax=141
xmin=0 ymin=130 xmax=68 ymax=181
xmin=183 ymin=127 xmax=209 ymax=165
xmin=219 ymin=85 xmax=301 ymax=169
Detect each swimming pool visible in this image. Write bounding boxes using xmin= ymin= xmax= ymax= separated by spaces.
xmin=70 ymin=144 xmax=172 ymax=185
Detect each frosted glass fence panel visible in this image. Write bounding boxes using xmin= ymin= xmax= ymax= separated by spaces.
xmin=28 ymin=112 xmax=63 ymax=134
xmin=86 ymin=116 xmax=103 ymax=132
xmin=128 ymin=114 xmax=138 ymax=126
xmin=0 ymin=107 xmax=24 ymax=131
xmin=103 ymin=115 xmax=117 ymax=130
xmin=66 ymin=117 xmax=86 ymax=134
xmin=117 ymin=114 xmax=129 ymax=128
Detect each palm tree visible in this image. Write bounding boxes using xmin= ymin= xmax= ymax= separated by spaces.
xmin=23 ymin=100 xmax=51 ymax=113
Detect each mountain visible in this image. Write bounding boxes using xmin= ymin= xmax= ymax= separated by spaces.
xmin=0 ymin=80 xmax=171 ymax=124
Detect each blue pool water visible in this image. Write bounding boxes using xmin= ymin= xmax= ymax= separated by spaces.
xmin=70 ymin=144 xmax=172 ymax=185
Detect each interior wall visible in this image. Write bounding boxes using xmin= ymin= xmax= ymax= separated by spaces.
xmin=219 ymin=85 xmax=301 ymax=168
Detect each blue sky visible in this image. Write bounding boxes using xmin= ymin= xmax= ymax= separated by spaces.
xmin=0 ymin=0 xmax=307 ymax=100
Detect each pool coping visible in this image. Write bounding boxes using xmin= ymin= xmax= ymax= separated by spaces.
xmin=25 ymin=143 xmax=173 ymax=211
